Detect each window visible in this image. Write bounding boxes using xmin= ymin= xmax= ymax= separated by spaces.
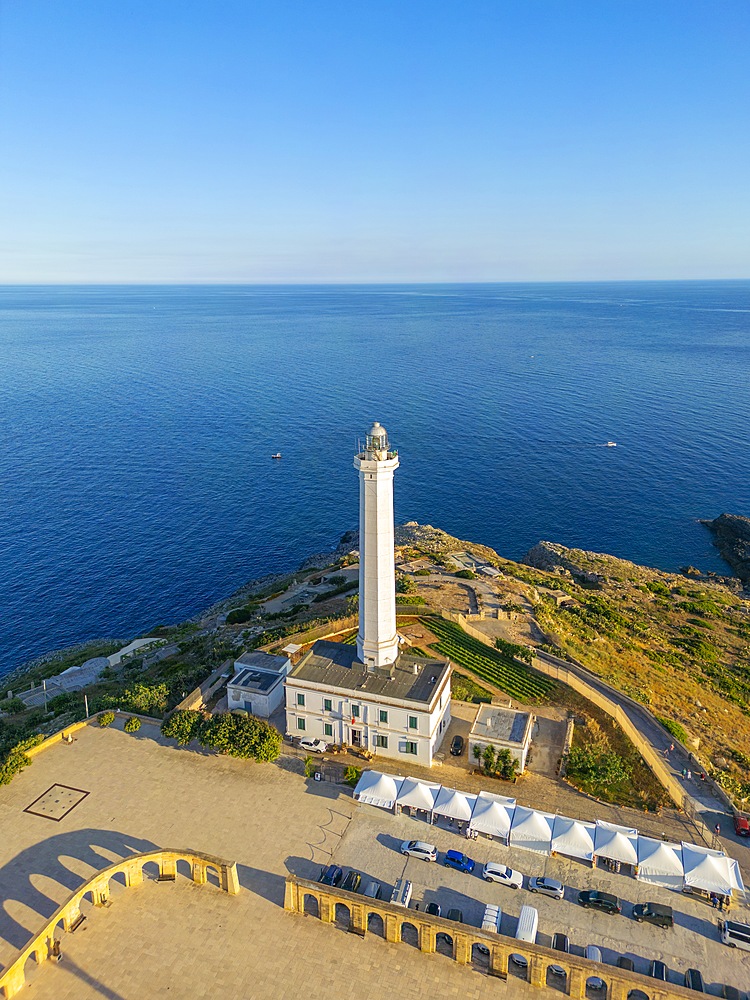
xmin=352 ymin=704 xmax=360 ymax=718
xmin=379 ymin=709 xmax=388 ymax=724
xmin=324 ymin=723 xmax=333 ymax=738
xmin=375 ymin=735 xmax=388 ymax=748
xmin=403 ymin=741 xmax=418 ymax=755
xmin=296 ymin=693 xmax=305 ymax=707
xmin=408 ymin=715 xmax=418 ymax=730
xmin=323 ymin=698 xmax=332 ymax=712
xmin=296 ymin=718 xmax=305 ymax=731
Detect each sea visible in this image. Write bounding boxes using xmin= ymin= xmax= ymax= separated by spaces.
xmin=1 ymin=282 xmax=749 ymax=679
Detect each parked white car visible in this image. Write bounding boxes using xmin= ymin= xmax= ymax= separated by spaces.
xmin=528 ymin=876 xmax=564 ymax=900
xmin=299 ymin=738 xmax=328 ymax=754
xmin=482 ymin=862 xmax=523 ymax=889
xmin=400 ymin=840 xmax=438 ymax=862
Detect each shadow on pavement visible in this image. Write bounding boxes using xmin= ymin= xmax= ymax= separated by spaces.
xmin=235 ymin=864 xmax=286 ymax=906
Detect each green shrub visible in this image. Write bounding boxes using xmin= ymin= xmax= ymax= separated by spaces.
xmin=451 ymin=672 xmax=492 ymax=704
xmin=123 ymin=682 xmax=169 ymax=715
xmin=0 ymin=733 xmax=45 ymax=785
xmin=226 ymin=605 xmax=257 ymax=625
xmin=303 ymin=755 xmax=316 ymax=778
xmin=396 ymin=575 xmax=416 ymax=593
xmin=344 ymin=765 xmax=361 ymax=788
xmin=124 ymin=716 xmax=141 ymax=733
xmin=396 ymin=594 xmax=426 ymax=605
xmin=0 ymin=697 xmax=27 ymax=715
xmin=415 ymin=568 xmax=431 ymax=576
xmin=161 ymin=710 xmax=202 ymax=745
xmin=656 ymin=715 xmax=688 ymax=744
xmin=455 ymin=569 xmax=476 ymax=579
xmin=98 ymin=711 xmax=116 ymax=727
xmin=494 ymin=637 xmax=533 ymax=663
xmin=197 ymin=713 xmax=282 ymax=762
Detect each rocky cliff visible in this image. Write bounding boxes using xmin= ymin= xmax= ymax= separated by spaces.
xmin=701 ymin=513 xmax=750 ymax=584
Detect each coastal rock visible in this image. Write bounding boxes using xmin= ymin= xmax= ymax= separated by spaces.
xmin=701 ymin=513 xmax=750 ymax=583
xmin=522 ymin=541 xmax=605 ymax=586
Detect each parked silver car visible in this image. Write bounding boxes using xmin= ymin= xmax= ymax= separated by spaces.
xmin=482 ymin=862 xmax=523 ymax=888
xmin=400 ymin=840 xmax=438 ymax=862
xmin=528 ymin=876 xmax=564 ymax=900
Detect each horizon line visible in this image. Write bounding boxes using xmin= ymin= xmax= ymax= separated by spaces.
xmin=1 ymin=277 xmax=749 ymax=288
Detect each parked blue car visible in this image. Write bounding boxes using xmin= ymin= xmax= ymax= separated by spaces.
xmin=443 ymin=849 xmax=475 ymax=874
xmin=319 ymin=864 xmax=343 ymax=887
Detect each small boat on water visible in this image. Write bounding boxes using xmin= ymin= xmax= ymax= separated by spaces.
xmin=605 ymin=441 xmax=617 ymax=447
xmin=271 ymin=453 xmax=282 ymax=459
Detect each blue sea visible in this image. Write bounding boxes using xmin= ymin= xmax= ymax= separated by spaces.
xmin=1 ymin=282 xmax=749 ymax=678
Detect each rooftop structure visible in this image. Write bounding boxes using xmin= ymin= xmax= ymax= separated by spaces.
xmin=469 ymin=704 xmax=534 ymax=773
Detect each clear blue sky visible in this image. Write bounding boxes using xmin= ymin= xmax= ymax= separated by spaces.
xmin=1 ymin=1 xmax=748 ymax=282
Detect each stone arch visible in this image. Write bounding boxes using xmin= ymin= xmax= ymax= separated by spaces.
xmin=367 ymin=911 xmax=384 ymax=936
xmin=400 ymin=921 xmax=419 ymax=948
xmin=334 ymin=902 xmax=350 ymax=928
xmin=205 ymin=865 xmax=221 ymax=888
xmin=508 ymin=951 xmax=530 ymax=978
xmin=176 ymin=859 xmax=192 ymax=879
xmin=108 ymin=871 xmax=127 ymax=889
xmin=627 ymin=991 xmax=649 ymax=1000
xmin=141 ymin=860 xmax=160 ymax=880
xmin=435 ymin=930 xmax=454 ymax=957
xmin=303 ymin=892 xmax=319 ymax=917
xmin=471 ymin=941 xmax=490 ymax=968
xmin=586 ymin=976 xmax=608 ymax=996
xmin=545 ymin=961 xmax=568 ymax=991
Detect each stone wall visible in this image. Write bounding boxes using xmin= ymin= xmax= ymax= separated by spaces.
xmin=285 ymin=875 xmax=699 ymax=1000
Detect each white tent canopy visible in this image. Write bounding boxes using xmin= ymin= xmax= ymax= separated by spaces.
xmin=395 ymin=777 xmax=441 ymax=813
xmin=681 ymin=842 xmax=734 ymax=896
xmin=509 ymin=806 xmax=555 ymax=855
xmin=636 ymin=838 xmax=684 ymax=891
xmin=469 ymin=791 xmax=516 ymax=840
xmin=594 ymin=820 xmax=638 ymax=865
xmin=433 ymin=786 xmax=476 ymax=822
xmin=551 ymin=815 xmax=596 ymax=861
xmin=353 ymin=770 xmax=403 ymax=810
xmin=729 ymin=859 xmax=746 ymax=897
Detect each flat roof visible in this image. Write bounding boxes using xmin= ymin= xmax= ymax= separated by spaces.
xmin=471 ymin=704 xmax=531 ymax=746
xmin=288 ymin=640 xmax=449 ymax=706
xmin=228 ymin=668 xmax=283 ymax=694
xmin=234 ymin=650 xmax=289 ymax=674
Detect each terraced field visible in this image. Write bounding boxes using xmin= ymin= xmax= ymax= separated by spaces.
xmin=424 ymin=616 xmax=556 ymax=703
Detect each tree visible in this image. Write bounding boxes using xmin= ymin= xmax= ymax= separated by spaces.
xmin=123 ymin=682 xmax=169 ymax=715
xmin=344 ymin=765 xmax=361 ymax=787
xmin=0 ymin=697 xmax=27 ymax=715
xmin=396 ymin=575 xmax=415 ymax=594
xmin=495 ymin=747 xmax=519 ymax=780
xmin=303 ymin=755 xmax=315 ymax=778
xmin=161 ymin=709 xmax=202 ymax=745
xmin=0 ymin=734 xmax=45 ymax=786
xmin=482 ymin=744 xmax=496 ymax=774
xmin=472 ymin=744 xmax=483 ymax=767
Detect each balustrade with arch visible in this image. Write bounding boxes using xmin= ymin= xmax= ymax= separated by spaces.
xmin=285 ymin=876 xmax=700 ymax=1000
xmin=0 ymin=849 xmax=239 ymax=999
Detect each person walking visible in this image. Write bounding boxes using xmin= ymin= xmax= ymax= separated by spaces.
xmin=687 ymin=769 xmax=692 ymax=780
xmin=715 ymin=822 xmax=721 ymax=836
xmin=710 ymin=893 xmax=718 ymax=909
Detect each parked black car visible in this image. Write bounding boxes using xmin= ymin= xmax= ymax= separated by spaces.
xmin=719 ymin=985 xmax=742 ymax=1000
xmin=450 ymin=735 xmax=465 ymax=756
xmin=616 ymin=956 xmax=635 ymax=972
xmin=424 ymin=901 xmax=441 ymax=917
xmin=437 ymin=908 xmax=463 ymax=942
xmin=649 ymin=960 xmax=668 ymax=981
xmin=341 ymin=870 xmax=362 ymax=893
xmin=319 ymin=864 xmax=343 ymax=887
xmin=633 ymin=902 xmax=673 ymax=928
xmin=577 ymin=890 xmax=621 ymax=914
xmin=684 ymin=969 xmax=705 ymax=993
xmin=550 ymin=933 xmax=570 ymax=977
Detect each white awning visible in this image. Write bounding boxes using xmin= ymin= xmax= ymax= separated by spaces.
xmin=729 ymin=859 xmax=746 ymax=897
xmin=636 ymin=837 xmax=684 ymax=891
xmin=433 ymin=786 xmax=477 ymax=822
xmin=469 ymin=791 xmax=516 ymax=840
xmin=594 ymin=820 xmax=638 ymax=864
xmin=352 ymin=770 xmax=403 ymax=810
xmin=551 ymin=815 xmax=596 ymax=861
xmin=395 ymin=777 xmax=441 ymax=813
xmin=681 ymin=842 xmax=734 ymax=896
xmin=509 ymin=806 xmax=554 ymax=855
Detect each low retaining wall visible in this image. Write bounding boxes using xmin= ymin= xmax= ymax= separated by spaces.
xmin=0 ymin=848 xmax=240 ymax=998
xmin=26 ymin=711 xmax=163 ymax=760
xmin=173 ymin=660 xmax=232 ymax=713
xmin=285 ymin=875 xmax=699 ymax=1000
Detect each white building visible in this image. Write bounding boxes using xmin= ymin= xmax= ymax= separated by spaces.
xmin=469 ymin=704 xmax=534 ymax=774
xmin=227 ymin=650 xmax=290 ymax=718
xmin=285 ymin=640 xmax=451 ymax=768
xmin=284 ymin=420 xmax=451 ymax=766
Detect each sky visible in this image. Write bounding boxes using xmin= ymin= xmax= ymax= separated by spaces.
xmin=1 ymin=1 xmax=748 ymax=283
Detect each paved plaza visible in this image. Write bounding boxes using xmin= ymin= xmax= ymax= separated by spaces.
xmin=0 ymin=719 xmax=748 ymax=998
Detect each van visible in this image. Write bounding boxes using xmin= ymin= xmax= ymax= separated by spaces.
xmin=585 ymin=945 xmax=604 ymax=989
xmin=721 ymin=919 xmax=750 ymax=952
xmin=390 ymin=878 xmax=412 ymax=908
xmin=477 ymin=903 xmax=502 ymax=955
xmin=510 ymin=905 xmax=538 ymax=967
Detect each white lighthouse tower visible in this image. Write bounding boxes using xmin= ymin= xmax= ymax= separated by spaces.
xmin=354 ymin=421 xmax=400 ymax=668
